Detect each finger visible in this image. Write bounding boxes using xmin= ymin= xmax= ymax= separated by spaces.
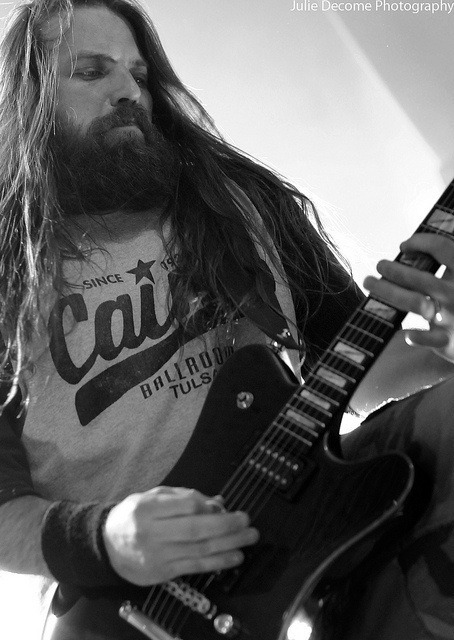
xmin=363 ymin=275 xmax=438 ymax=321
xmin=141 ymin=487 xmax=215 ymax=518
xmin=165 ymin=527 xmax=259 ymax=561
xmin=203 ymin=495 xmax=226 ymax=513
xmin=154 ymin=511 xmax=251 ymax=542
xmin=404 ymin=327 xmax=451 ymax=349
xmin=169 ymin=549 xmax=246 ymax=578
xmin=400 ymin=234 xmax=454 ymax=270
xmin=375 ymin=260 xmax=445 ymax=297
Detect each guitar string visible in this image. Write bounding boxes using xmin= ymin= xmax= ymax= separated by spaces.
xmin=139 ymin=401 xmax=298 ymax=629
xmin=140 ymin=429 xmax=281 ymax=630
xmin=165 ymin=318 xmax=375 ymax=634
xmin=144 ymin=288 xmax=410 ymax=632
xmin=139 ymin=189 xmax=454 ymax=636
xmin=217 ymin=282 xmax=403 ymax=508
xmin=169 ymin=203 xmax=454 ymax=635
xmin=163 ymin=198 xmax=454 ymax=636
xmin=168 ymin=203 xmax=454 ymax=636
xmin=173 ymin=197 xmax=454 ymax=612
xmin=178 ymin=209 xmax=454 ymax=635
xmin=149 ymin=586 xmax=176 ymax=632
xmin=158 ymin=586 xmax=186 ymax=638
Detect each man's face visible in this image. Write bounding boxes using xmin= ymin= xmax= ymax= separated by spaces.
xmin=56 ymin=5 xmax=152 ymax=141
xmin=49 ymin=5 xmax=178 ymax=215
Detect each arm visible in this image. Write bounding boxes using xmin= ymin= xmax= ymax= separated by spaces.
xmin=351 ymin=330 xmax=454 ymax=416
xmin=0 ymin=392 xmax=52 ymax=576
xmin=351 ymin=233 xmax=454 ymax=415
xmin=0 ymin=490 xmax=259 ymax=587
xmin=0 ymin=495 xmax=52 ymax=576
xmin=0 ymin=404 xmax=258 ymax=586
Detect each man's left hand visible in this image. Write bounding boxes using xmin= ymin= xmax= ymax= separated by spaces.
xmin=364 ymin=233 xmax=454 ymax=363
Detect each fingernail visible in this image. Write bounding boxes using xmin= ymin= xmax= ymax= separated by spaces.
xmin=205 ymin=497 xmax=226 ymax=513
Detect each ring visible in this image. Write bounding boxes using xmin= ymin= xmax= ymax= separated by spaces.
xmin=426 ymin=295 xmax=442 ymax=322
xmin=205 ymin=495 xmax=226 ymax=513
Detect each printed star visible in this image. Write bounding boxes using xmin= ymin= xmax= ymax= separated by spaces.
xmin=126 ymin=259 xmax=156 ymax=284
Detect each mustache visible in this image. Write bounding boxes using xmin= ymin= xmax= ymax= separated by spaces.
xmin=88 ymin=104 xmax=154 ymax=140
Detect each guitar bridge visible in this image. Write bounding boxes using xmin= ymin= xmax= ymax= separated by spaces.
xmin=119 ymin=602 xmax=181 ymax=640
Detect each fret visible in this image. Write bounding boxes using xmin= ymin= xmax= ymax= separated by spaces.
xmin=361 ymin=309 xmax=395 ymax=329
xmin=345 ymin=322 xmax=384 ymax=343
xmin=399 ymin=249 xmax=437 ymax=272
xmin=287 ymin=401 xmax=326 ymax=427
xmin=292 ymin=399 xmax=331 ymax=425
xmin=350 ymin=304 xmax=398 ymax=328
xmin=261 ymin=179 xmax=454 ymax=464
xmin=314 ymin=367 xmax=349 ymax=390
xmin=339 ymin=327 xmax=391 ymax=354
xmin=299 ymin=389 xmax=336 ymax=414
xmin=316 ymin=364 xmax=355 ymax=385
xmin=418 ymin=224 xmax=454 ymax=242
xmin=325 ymin=349 xmax=365 ymax=373
xmin=284 ymin=408 xmax=320 ymax=435
xmin=425 ymin=208 xmax=454 ymax=234
xmin=431 ymin=203 xmax=454 ymax=216
xmin=333 ymin=340 xmax=370 ymax=363
xmin=276 ymin=422 xmax=313 ymax=446
xmin=363 ymin=298 xmax=398 ymax=324
xmin=305 ymin=376 xmax=347 ymax=404
xmin=215 ymin=179 xmax=454 ymax=521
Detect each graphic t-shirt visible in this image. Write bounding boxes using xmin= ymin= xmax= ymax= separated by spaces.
xmin=21 ymin=208 xmax=302 ymax=504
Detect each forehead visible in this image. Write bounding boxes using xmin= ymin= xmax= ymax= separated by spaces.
xmin=55 ymin=6 xmax=145 ymax=67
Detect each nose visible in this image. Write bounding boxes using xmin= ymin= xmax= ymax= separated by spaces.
xmin=109 ymin=67 xmax=142 ymax=106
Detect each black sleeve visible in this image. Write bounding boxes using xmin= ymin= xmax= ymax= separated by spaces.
xmin=0 ymin=388 xmax=39 ymax=507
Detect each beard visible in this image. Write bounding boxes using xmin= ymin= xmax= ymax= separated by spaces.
xmin=50 ymin=103 xmax=180 ymax=216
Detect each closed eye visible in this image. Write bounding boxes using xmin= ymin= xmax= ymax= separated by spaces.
xmin=73 ymin=69 xmax=147 ymax=88
xmin=73 ymin=68 xmax=105 ymax=80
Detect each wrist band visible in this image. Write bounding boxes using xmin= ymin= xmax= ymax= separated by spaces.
xmin=41 ymin=500 xmax=124 ymax=587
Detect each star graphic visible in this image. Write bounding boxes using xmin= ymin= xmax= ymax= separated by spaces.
xmin=126 ymin=259 xmax=156 ymax=284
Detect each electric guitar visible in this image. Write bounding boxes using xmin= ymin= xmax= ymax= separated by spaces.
xmin=42 ymin=180 xmax=454 ymax=640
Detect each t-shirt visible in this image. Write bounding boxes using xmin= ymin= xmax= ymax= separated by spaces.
xmin=0 ymin=194 xmax=364 ymax=639
xmin=0 ymin=197 xmax=363 ymax=507
xmin=21 ymin=210 xmax=303 ymax=503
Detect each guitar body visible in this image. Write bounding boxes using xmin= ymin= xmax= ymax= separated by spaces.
xmin=44 ymin=344 xmax=415 ymax=640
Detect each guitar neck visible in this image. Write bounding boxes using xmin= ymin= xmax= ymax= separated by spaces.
xmin=216 ymin=180 xmax=454 ymax=516
xmin=272 ymin=180 xmax=454 ymax=446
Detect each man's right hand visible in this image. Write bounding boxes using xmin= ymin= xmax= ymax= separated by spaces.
xmin=102 ymin=486 xmax=259 ymax=585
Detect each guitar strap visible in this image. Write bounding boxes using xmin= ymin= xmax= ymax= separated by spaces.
xmin=222 ymin=253 xmax=301 ymax=352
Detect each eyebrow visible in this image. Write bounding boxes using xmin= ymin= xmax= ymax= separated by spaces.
xmin=70 ymin=51 xmax=148 ymax=70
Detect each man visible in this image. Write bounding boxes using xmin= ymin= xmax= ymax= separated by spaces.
xmin=0 ymin=0 xmax=453 ymax=637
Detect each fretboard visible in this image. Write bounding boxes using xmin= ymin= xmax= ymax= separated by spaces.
xmin=219 ymin=180 xmax=454 ymax=512
xmin=276 ymin=180 xmax=454 ymax=448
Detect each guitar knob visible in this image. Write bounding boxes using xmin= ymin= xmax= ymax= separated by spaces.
xmin=236 ymin=391 xmax=254 ymax=409
xmin=213 ymin=613 xmax=240 ymax=637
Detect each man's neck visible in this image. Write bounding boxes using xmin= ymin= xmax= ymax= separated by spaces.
xmin=70 ymin=207 xmax=164 ymax=246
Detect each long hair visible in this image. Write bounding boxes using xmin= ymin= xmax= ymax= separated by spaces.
xmin=0 ymin=0 xmax=352 ymax=405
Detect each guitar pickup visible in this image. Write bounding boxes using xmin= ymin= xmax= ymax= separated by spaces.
xmin=246 ymin=443 xmax=316 ymax=500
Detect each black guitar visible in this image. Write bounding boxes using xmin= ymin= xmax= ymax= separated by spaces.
xmin=42 ymin=180 xmax=454 ymax=640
